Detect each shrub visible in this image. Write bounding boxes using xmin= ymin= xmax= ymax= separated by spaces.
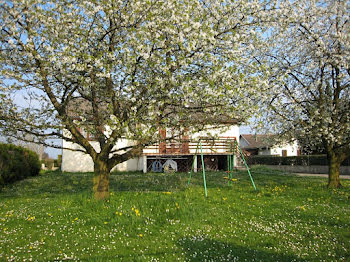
xmin=247 ymin=155 xmax=349 ymax=166
xmin=0 ymin=143 xmax=41 ymax=187
xmin=44 ymin=159 xmax=54 ymax=169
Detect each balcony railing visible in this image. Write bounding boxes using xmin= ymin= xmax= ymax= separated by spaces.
xmin=143 ymin=137 xmax=237 ymax=155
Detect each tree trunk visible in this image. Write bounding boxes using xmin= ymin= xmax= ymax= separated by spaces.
xmin=93 ymin=159 xmax=111 ymax=200
xmin=327 ymin=151 xmax=342 ymax=188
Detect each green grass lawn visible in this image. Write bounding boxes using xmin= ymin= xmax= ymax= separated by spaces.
xmin=0 ymin=167 xmax=349 ymax=261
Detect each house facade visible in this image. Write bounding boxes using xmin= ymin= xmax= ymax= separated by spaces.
xmin=61 ymin=124 xmax=240 ymax=173
xmin=240 ymin=134 xmax=299 ymax=157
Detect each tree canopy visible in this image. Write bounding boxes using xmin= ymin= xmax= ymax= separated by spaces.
xmin=0 ymin=0 xmax=271 ymax=198
xmin=258 ymin=0 xmax=350 ymax=187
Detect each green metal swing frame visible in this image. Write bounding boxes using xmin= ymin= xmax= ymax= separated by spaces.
xmin=187 ymin=138 xmax=256 ymax=197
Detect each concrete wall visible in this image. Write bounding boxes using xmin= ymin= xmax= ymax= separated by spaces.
xmin=262 ymin=165 xmax=350 ymax=175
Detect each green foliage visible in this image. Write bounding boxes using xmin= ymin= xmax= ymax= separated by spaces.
xmin=41 ymin=159 xmax=54 ymax=169
xmin=247 ymin=155 xmax=350 ymax=166
xmin=0 ymin=168 xmax=349 ymax=261
xmin=0 ymin=143 xmax=40 ymax=187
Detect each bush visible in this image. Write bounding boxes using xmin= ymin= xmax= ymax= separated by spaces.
xmin=41 ymin=158 xmax=57 ymax=169
xmin=0 ymin=143 xmax=41 ymax=187
xmin=247 ymin=154 xmax=350 ymax=166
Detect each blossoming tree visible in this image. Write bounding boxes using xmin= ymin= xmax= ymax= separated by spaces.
xmin=260 ymin=0 xmax=350 ymax=188
xmin=0 ymin=0 xmax=270 ymax=199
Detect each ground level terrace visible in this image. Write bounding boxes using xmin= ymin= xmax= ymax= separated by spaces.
xmin=143 ymin=137 xmax=241 ymax=173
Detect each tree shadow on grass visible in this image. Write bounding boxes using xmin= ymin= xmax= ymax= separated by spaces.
xmin=177 ymin=237 xmax=307 ymax=262
xmin=110 ymin=171 xmax=192 ymax=192
xmin=0 ymin=171 xmax=192 ymax=198
xmin=0 ymin=171 xmax=93 ymax=198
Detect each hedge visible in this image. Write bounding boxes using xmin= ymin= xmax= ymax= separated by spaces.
xmin=0 ymin=143 xmax=41 ymax=187
xmin=247 ymin=155 xmax=350 ymax=166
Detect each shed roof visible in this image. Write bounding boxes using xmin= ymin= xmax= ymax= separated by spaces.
xmin=240 ymin=134 xmax=275 ymax=149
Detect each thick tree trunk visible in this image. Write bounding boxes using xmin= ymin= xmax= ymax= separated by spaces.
xmin=327 ymin=151 xmax=342 ymax=188
xmin=93 ymin=159 xmax=111 ymax=200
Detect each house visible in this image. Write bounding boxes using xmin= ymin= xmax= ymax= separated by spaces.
xmin=61 ymin=121 xmax=241 ymax=173
xmin=239 ymin=134 xmax=299 ymax=157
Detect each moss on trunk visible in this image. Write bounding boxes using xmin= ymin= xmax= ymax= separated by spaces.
xmin=93 ymin=160 xmax=110 ymax=200
xmin=327 ymin=152 xmax=342 ymax=188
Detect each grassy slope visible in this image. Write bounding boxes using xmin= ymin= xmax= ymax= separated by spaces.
xmin=0 ymin=167 xmax=349 ymax=261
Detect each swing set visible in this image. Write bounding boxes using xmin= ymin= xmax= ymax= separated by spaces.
xmin=187 ymin=137 xmax=257 ymax=197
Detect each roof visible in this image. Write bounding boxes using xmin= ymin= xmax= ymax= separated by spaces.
xmin=240 ymin=134 xmax=275 ymax=149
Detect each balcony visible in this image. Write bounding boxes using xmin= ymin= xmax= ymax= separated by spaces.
xmin=143 ymin=137 xmax=237 ymax=156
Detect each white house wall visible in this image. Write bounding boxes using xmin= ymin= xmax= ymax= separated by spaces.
xmin=258 ymin=141 xmax=299 ymax=156
xmin=269 ymin=141 xmax=299 ymax=156
xmin=61 ymin=136 xmax=143 ymax=172
xmin=192 ymin=125 xmax=239 ymax=140
xmin=190 ymin=125 xmax=239 ymax=154
xmin=62 ymin=125 xmax=239 ymax=172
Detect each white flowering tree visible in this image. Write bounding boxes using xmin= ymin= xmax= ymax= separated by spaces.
xmin=0 ymin=0 xmax=270 ymax=199
xmin=259 ymin=0 xmax=350 ymax=188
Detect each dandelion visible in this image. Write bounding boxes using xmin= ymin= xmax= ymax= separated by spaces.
xmin=163 ymin=192 xmax=171 ymax=195
xmin=115 ymin=211 xmax=122 ymax=216
xmin=104 ymin=222 xmax=108 ymax=224
xmin=26 ymin=215 xmax=35 ymax=222
xmin=298 ymin=206 xmax=306 ymax=211
xmin=138 ymin=234 xmax=143 ymax=237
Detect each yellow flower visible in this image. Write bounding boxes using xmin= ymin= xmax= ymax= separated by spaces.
xmin=134 ymin=209 xmax=141 ymax=216
xmin=298 ymin=206 xmax=306 ymax=211
xmin=222 ymin=197 xmax=227 ymax=201
xmin=27 ymin=215 xmax=35 ymax=221
xmin=104 ymin=221 xmax=108 ymax=224
xmin=163 ymin=192 xmax=172 ymax=195
xmin=138 ymin=234 xmax=143 ymax=237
